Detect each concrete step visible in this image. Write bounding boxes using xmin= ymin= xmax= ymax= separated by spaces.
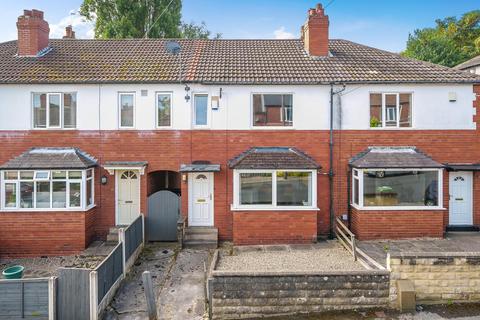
xmin=183 ymin=240 xmax=218 ymax=249
xmin=184 ymin=232 xmax=218 ymax=241
xmin=185 ymin=227 xmax=218 ymax=235
xmin=106 ymin=233 xmax=119 ymax=243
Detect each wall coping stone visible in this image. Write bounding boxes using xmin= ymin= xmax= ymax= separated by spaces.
xmin=212 ymin=269 xmax=390 ymax=277
xmin=389 ymin=252 xmax=480 ymax=259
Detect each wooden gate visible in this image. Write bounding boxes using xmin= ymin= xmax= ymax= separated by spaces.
xmin=147 ymin=190 xmax=180 ymax=241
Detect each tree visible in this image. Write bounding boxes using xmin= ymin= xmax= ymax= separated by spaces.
xmin=80 ymin=0 xmax=220 ymax=39
xmin=181 ymin=21 xmax=221 ymax=39
xmin=402 ymin=10 xmax=480 ymax=67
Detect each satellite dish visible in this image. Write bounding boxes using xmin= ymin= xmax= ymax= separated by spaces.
xmin=165 ymin=41 xmax=181 ymax=55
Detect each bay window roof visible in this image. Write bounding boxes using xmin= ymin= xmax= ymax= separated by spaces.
xmin=0 ymin=147 xmax=97 ymax=170
xmin=229 ymin=147 xmax=320 ymax=170
xmin=349 ymin=146 xmax=443 ymax=169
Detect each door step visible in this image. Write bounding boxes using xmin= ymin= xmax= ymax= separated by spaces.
xmin=184 ymin=227 xmax=218 ymax=249
xmin=446 ymin=225 xmax=479 ymax=232
xmin=106 ymin=227 xmax=120 ymax=243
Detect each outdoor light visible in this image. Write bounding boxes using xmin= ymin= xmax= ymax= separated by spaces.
xmin=184 ymin=85 xmax=191 ymax=102
xmin=101 ymin=175 xmax=108 ymax=185
xmin=182 ymin=174 xmax=187 ymax=182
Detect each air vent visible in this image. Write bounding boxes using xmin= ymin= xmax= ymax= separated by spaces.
xmin=141 ymin=90 xmax=148 ymax=97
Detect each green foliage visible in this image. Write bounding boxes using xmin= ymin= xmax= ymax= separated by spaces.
xmin=370 ymin=116 xmax=380 ymax=128
xmin=180 ymin=21 xmax=222 ymax=39
xmin=80 ymin=0 xmax=220 ymax=39
xmin=402 ymin=10 xmax=480 ymax=67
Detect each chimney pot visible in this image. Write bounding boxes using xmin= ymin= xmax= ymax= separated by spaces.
xmin=301 ymin=3 xmax=329 ymax=57
xmin=16 ymin=9 xmax=50 ymax=57
xmin=63 ymin=25 xmax=76 ymax=39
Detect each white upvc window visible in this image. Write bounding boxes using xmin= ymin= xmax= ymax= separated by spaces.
xmin=252 ymin=93 xmax=294 ymax=128
xmin=32 ymin=92 xmax=77 ymax=129
xmin=119 ymin=92 xmax=135 ymax=129
xmin=233 ymin=169 xmax=317 ymax=210
xmin=0 ymin=169 xmax=95 ymax=211
xmin=351 ymin=168 xmax=443 ymax=210
xmin=193 ymin=93 xmax=209 ymax=128
xmin=369 ymin=92 xmax=412 ymax=128
xmin=156 ymin=92 xmax=173 ymax=128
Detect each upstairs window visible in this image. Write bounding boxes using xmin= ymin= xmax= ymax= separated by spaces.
xmin=370 ymin=93 xmax=412 ymax=128
xmin=193 ymin=94 xmax=208 ymax=127
xmin=119 ymin=93 xmax=135 ymax=128
xmin=253 ymin=94 xmax=293 ymax=127
xmin=32 ymin=93 xmax=77 ymax=129
xmin=156 ymin=92 xmax=172 ymax=127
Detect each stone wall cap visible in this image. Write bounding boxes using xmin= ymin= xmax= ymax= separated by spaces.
xmin=389 ymin=251 xmax=480 ymax=259
xmin=211 ymin=269 xmax=390 ymax=277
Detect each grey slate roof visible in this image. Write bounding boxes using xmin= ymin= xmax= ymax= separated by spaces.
xmin=0 ymin=147 xmax=97 ymax=170
xmin=179 ymin=163 xmax=221 ymax=172
xmin=229 ymin=147 xmax=320 ymax=170
xmin=0 ymin=39 xmax=479 ymax=84
xmin=455 ymin=55 xmax=480 ymax=70
xmin=349 ymin=147 xmax=443 ymax=169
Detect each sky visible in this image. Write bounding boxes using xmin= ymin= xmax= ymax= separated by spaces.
xmin=0 ymin=0 xmax=478 ymax=53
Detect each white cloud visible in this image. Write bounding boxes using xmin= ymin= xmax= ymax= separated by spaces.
xmin=273 ymin=26 xmax=295 ymax=39
xmin=49 ymin=8 xmax=95 ymax=39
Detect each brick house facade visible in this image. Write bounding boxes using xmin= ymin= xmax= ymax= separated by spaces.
xmin=0 ymin=5 xmax=480 ymax=256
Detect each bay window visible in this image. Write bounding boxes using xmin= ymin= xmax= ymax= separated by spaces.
xmin=351 ymin=168 xmax=442 ymax=209
xmin=252 ymin=94 xmax=293 ymax=127
xmin=1 ymin=169 xmax=95 ymax=210
xmin=234 ymin=169 xmax=316 ymax=209
xmin=32 ymin=93 xmax=77 ymax=129
xmin=370 ymin=93 xmax=412 ymax=128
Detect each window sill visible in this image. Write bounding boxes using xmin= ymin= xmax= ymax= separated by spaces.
xmin=368 ymin=127 xmax=414 ymax=130
xmin=231 ymin=205 xmax=319 ymax=211
xmin=250 ymin=126 xmax=295 ymax=130
xmin=0 ymin=205 xmax=96 ymax=213
xmin=351 ymin=204 xmax=446 ymax=211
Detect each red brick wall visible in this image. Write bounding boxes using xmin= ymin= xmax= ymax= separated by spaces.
xmin=0 ymin=207 xmax=97 ymax=257
xmin=350 ymin=207 xmax=445 ymax=240
xmin=233 ymin=211 xmax=318 ymax=245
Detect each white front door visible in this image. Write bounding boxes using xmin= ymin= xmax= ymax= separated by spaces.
xmin=449 ymin=171 xmax=473 ymax=226
xmin=189 ymin=172 xmax=214 ymax=226
xmin=117 ymin=170 xmax=140 ymax=225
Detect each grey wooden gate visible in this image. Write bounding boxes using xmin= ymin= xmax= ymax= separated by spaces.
xmin=147 ymin=190 xmax=180 ymax=241
xmin=56 ymin=268 xmax=91 ymax=320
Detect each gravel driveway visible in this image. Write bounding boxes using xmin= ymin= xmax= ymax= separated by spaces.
xmin=217 ymin=241 xmax=364 ymax=272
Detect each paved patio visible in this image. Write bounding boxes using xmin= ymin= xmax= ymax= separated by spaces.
xmin=357 ymin=232 xmax=480 ymax=267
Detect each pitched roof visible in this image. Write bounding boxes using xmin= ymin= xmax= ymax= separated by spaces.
xmin=455 ymin=55 xmax=480 ymax=70
xmin=0 ymin=147 xmax=97 ymax=170
xmin=0 ymin=39 xmax=479 ymax=84
xmin=228 ymin=147 xmax=320 ymax=170
xmin=349 ymin=147 xmax=443 ymax=169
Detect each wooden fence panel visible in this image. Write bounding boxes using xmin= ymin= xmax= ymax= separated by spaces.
xmin=56 ymin=268 xmax=91 ymax=320
xmin=96 ymin=244 xmax=123 ymax=304
xmin=0 ymin=279 xmax=49 ymax=319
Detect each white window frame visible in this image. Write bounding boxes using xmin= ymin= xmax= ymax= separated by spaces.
xmin=31 ymin=92 xmax=77 ymax=130
xmin=351 ymin=168 xmax=443 ymax=211
xmin=0 ymin=169 xmax=95 ymax=211
xmin=192 ymin=93 xmax=210 ymax=128
xmin=232 ymin=169 xmax=317 ymax=210
xmin=118 ymin=92 xmax=136 ymax=129
xmin=370 ymin=92 xmax=413 ymax=129
xmin=250 ymin=93 xmax=295 ymax=129
xmin=155 ymin=91 xmax=173 ymax=129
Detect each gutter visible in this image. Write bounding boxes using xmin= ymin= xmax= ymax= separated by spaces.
xmin=328 ymin=83 xmax=346 ymax=239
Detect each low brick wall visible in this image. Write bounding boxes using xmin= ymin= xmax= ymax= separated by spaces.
xmin=350 ymin=208 xmax=445 ymax=240
xmin=388 ymin=252 xmax=480 ymax=306
xmin=207 ymin=252 xmax=390 ymax=319
xmin=0 ymin=207 xmax=97 ymax=257
xmin=232 ymin=211 xmax=318 ymax=245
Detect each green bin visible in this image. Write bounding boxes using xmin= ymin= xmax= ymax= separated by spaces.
xmin=2 ymin=265 xmax=24 ymax=279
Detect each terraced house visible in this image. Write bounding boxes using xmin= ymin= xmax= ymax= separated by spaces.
xmin=1 ymin=5 xmax=480 ymax=256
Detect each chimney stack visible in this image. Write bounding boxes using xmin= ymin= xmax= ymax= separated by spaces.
xmin=16 ymin=9 xmax=50 ymax=57
xmin=63 ymin=25 xmax=76 ymax=39
xmin=301 ymin=3 xmax=329 ymax=57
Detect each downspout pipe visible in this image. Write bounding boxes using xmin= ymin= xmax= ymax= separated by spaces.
xmin=328 ymin=83 xmax=346 ymax=239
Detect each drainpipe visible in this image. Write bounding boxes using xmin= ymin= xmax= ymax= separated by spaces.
xmin=328 ymin=83 xmax=346 ymax=239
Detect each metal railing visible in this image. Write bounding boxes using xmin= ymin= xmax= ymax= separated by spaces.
xmin=335 ymin=217 xmax=385 ymax=270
